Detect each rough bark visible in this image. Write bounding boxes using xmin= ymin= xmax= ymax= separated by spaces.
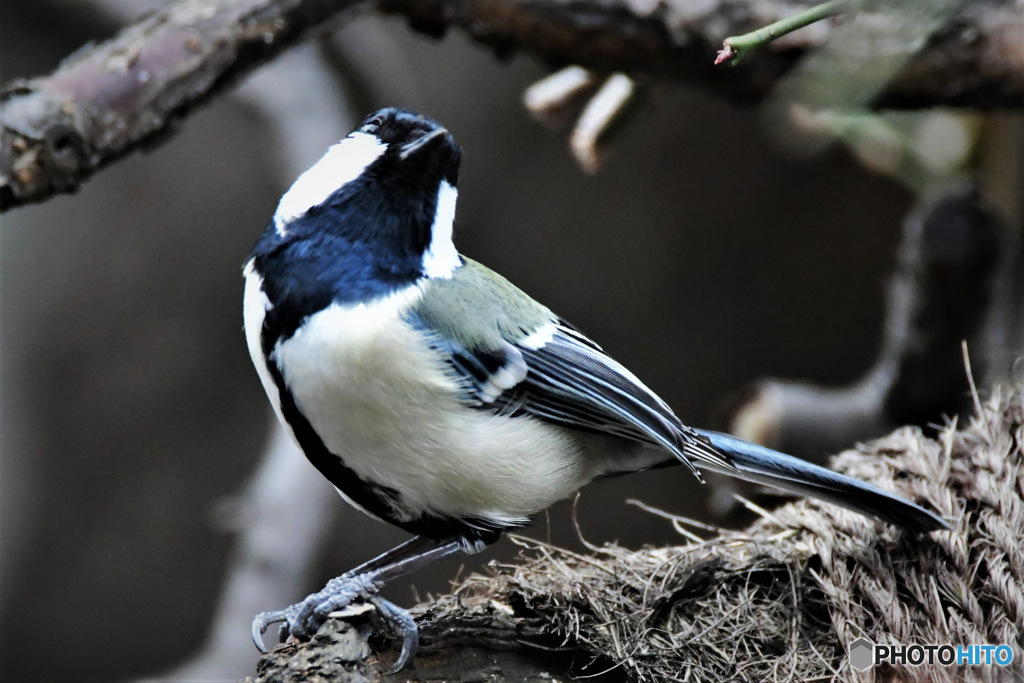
xmin=2 ymin=0 xmax=1023 ymax=211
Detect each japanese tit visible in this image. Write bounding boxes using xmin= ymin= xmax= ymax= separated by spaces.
xmin=243 ymin=108 xmax=947 ymax=669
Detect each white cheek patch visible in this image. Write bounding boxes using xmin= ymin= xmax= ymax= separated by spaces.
xmin=274 ymin=132 xmax=388 ymax=234
xmin=422 ymin=180 xmax=461 ymax=279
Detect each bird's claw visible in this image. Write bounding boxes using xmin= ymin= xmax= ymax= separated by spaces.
xmin=369 ymin=595 xmax=419 ymax=673
xmin=250 ymin=573 xmax=420 ymax=672
xmin=251 ymin=609 xmax=290 ymax=653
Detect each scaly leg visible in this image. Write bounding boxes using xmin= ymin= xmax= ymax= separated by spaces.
xmin=252 ymin=536 xmax=466 ymax=671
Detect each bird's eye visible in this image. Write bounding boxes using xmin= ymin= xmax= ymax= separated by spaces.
xmin=363 ymin=115 xmax=385 ymax=134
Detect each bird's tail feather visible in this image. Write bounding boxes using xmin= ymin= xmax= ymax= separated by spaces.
xmin=694 ymin=429 xmax=949 ymax=534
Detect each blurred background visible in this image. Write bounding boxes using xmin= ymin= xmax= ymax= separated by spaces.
xmin=2 ymin=1 xmax=1021 ymax=680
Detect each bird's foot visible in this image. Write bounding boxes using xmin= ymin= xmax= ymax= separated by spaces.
xmin=252 ymin=572 xmax=419 ymax=672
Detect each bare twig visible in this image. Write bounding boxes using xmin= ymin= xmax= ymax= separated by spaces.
xmin=523 ymin=66 xmax=599 ymax=128
xmin=569 ymin=74 xmax=641 ymax=174
xmin=3 ymin=0 xmax=1023 ymax=211
xmin=763 ymin=0 xmax=970 ymax=160
xmin=716 ymin=0 xmax=854 ymax=66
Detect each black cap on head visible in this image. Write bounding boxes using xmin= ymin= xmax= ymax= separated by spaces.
xmin=359 ymin=108 xmax=461 ymax=187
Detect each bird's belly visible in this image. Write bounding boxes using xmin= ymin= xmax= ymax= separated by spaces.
xmin=273 ymin=300 xmax=591 ymax=525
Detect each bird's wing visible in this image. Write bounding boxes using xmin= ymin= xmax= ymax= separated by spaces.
xmin=511 ymin=321 xmax=734 ymax=476
xmin=408 ymin=262 xmax=732 ymax=478
xmin=409 ymin=311 xmax=948 ymax=533
xmin=407 ymin=262 xmax=950 ymax=535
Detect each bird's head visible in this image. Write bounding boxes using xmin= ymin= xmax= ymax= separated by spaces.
xmin=270 ymin=108 xmax=463 ymax=280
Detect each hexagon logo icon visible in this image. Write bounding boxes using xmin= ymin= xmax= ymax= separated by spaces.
xmin=849 ymin=638 xmax=875 ymax=671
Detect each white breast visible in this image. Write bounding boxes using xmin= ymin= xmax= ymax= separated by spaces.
xmin=267 ymin=283 xmax=598 ymax=526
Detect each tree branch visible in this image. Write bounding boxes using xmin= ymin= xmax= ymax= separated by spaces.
xmin=0 ymin=0 xmax=364 ymax=211
xmin=2 ymin=0 xmax=1023 ymax=211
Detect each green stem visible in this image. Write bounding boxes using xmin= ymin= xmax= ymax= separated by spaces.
xmin=717 ymin=0 xmax=857 ymax=65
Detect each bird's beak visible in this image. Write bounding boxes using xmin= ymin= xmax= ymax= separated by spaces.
xmin=399 ymin=127 xmax=450 ymax=160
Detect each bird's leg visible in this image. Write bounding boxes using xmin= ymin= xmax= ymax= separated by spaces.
xmin=252 ymin=535 xmax=465 ymax=671
xmin=251 ymin=535 xmax=437 ymax=647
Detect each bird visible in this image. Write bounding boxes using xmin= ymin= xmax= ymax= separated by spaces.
xmin=242 ymin=107 xmax=948 ymax=670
